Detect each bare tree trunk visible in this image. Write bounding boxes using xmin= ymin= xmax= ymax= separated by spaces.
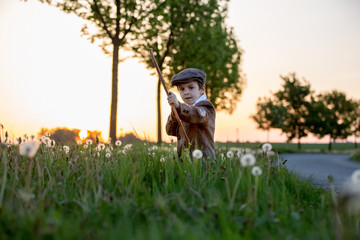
xmin=355 ymin=135 xmax=358 ymax=149
xmin=157 ymin=78 xmax=162 ymax=144
xmin=328 ymin=135 xmax=332 ymax=151
xmin=297 ymin=137 xmax=301 ymax=150
xmin=109 ymin=43 xmax=119 ymax=142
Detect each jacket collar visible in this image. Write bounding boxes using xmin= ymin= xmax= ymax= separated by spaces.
xmin=192 ymin=94 xmax=207 ymax=106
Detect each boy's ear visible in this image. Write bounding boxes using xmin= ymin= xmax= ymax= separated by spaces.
xmin=201 ymin=84 xmax=205 ymax=92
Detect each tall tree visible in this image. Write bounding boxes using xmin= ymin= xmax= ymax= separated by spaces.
xmin=310 ymin=91 xmax=355 ymax=151
xmin=169 ymin=2 xmax=245 ymax=114
xmin=273 ymin=73 xmax=313 ymax=149
xmin=131 ymin=0 xmax=245 ymax=144
xmin=29 ymin=0 xmax=165 ymax=142
xmin=351 ymin=100 xmax=360 ymax=149
xmin=251 ymin=96 xmax=286 ymax=142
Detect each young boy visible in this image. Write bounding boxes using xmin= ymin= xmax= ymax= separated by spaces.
xmin=166 ymin=68 xmax=216 ymax=159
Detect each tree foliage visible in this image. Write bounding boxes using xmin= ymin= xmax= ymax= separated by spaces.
xmin=273 ymin=73 xmax=313 ymax=149
xmin=310 ymin=90 xmax=356 ymax=150
xmin=251 ymin=96 xmax=286 ymax=132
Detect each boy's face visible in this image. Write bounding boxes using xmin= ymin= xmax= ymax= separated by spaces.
xmin=177 ymin=81 xmax=205 ymax=105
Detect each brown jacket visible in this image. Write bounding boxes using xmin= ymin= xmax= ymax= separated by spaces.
xmin=166 ymin=100 xmax=216 ymax=159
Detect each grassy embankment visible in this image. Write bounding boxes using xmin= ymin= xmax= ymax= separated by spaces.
xmin=0 ymin=142 xmax=359 ymax=239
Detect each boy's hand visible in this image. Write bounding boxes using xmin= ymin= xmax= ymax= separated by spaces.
xmin=167 ymin=91 xmax=180 ymax=109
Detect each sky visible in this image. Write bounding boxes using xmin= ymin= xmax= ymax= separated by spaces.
xmin=0 ymin=0 xmax=360 ymax=143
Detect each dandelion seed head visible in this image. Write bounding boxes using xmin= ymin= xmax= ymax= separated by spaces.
xmin=42 ymin=136 xmax=50 ymax=145
xmin=115 ymin=140 xmax=122 ymax=146
xmin=226 ymin=151 xmax=234 ymax=159
xmin=86 ymin=139 xmax=93 ymax=145
xmin=151 ymin=146 xmax=158 ymax=151
xmin=19 ymin=140 xmax=40 ymax=158
xmin=342 ymin=174 xmax=360 ymax=214
xmin=192 ymin=149 xmax=203 ymax=159
xmin=45 ymin=132 xmax=51 ymax=137
xmin=351 ymin=169 xmax=360 ymax=184
xmin=77 ymin=140 xmax=82 ymax=145
xmin=63 ymin=145 xmax=70 ymax=153
xmin=50 ymin=140 xmax=56 ymax=147
xmin=160 ymin=157 xmax=165 ymax=162
xmin=106 ymin=153 xmax=111 ymax=158
xmin=173 ymin=147 xmax=177 ymax=152
xmin=236 ymin=150 xmax=242 ymax=158
xmin=251 ymin=166 xmax=262 ymax=176
xmin=83 ymin=144 xmax=88 ymax=149
xmin=97 ymin=143 xmax=105 ymax=151
xmin=262 ymin=143 xmax=272 ymax=152
xmin=241 ymin=154 xmax=256 ymax=167
xmin=124 ymin=144 xmax=132 ymax=150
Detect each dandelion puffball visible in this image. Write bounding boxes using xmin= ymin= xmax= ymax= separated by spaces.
xmin=19 ymin=140 xmax=40 ymax=158
xmin=192 ymin=149 xmax=203 ymax=159
xmin=351 ymin=169 xmax=360 ymax=184
xmin=226 ymin=151 xmax=234 ymax=158
xmin=86 ymin=139 xmax=93 ymax=145
xmin=124 ymin=144 xmax=133 ymax=150
xmin=251 ymin=166 xmax=262 ymax=176
xmin=63 ymin=145 xmax=70 ymax=153
xmin=97 ymin=143 xmax=105 ymax=151
xmin=262 ymin=143 xmax=272 ymax=152
xmin=115 ymin=140 xmax=122 ymax=146
xmin=240 ymin=154 xmax=256 ymax=167
xmin=77 ymin=140 xmax=83 ymax=145
xmin=106 ymin=153 xmax=111 ymax=158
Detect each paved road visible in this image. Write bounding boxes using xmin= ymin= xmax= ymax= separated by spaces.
xmin=280 ymin=153 xmax=360 ymax=192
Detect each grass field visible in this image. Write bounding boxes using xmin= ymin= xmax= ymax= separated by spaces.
xmin=0 ymin=141 xmax=359 ymax=239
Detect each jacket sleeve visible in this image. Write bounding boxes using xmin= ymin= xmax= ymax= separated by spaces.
xmin=165 ymin=111 xmax=179 ymax=136
xmin=177 ymin=101 xmax=214 ymax=124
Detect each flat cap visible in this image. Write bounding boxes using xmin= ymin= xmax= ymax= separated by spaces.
xmin=171 ymin=68 xmax=206 ymax=86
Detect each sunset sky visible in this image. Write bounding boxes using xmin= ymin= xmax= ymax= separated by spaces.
xmin=0 ymin=0 xmax=360 ymax=143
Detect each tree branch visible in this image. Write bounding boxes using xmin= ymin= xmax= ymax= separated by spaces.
xmin=91 ymin=0 xmax=114 ymax=41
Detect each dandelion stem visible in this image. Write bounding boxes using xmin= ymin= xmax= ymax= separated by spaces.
xmin=0 ymin=151 xmax=8 ymax=208
xmin=25 ymin=158 xmax=33 ymax=193
xmin=230 ymin=169 xmax=242 ymax=211
xmin=254 ymin=176 xmax=259 ymax=207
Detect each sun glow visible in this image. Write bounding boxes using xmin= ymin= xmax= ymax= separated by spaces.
xmin=79 ymin=129 xmax=88 ymax=140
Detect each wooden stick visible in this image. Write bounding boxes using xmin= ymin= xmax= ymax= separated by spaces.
xmin=149 ymin=49 xmax=190 ymax=145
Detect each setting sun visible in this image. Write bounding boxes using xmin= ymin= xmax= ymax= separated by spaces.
xmin=79 ymin=129 xmax=88 ymax=140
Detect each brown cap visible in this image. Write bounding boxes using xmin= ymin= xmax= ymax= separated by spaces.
xmin=171 ymin=68 xmax=206 ymax=86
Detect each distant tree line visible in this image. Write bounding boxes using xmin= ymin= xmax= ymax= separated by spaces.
xmin=37 ymin=127 xmax=104 ymax=145
xmin=252 ymin=72 xmax=360 ymax=150
xmin=37 ymin=127 xmax=139 ymax=145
